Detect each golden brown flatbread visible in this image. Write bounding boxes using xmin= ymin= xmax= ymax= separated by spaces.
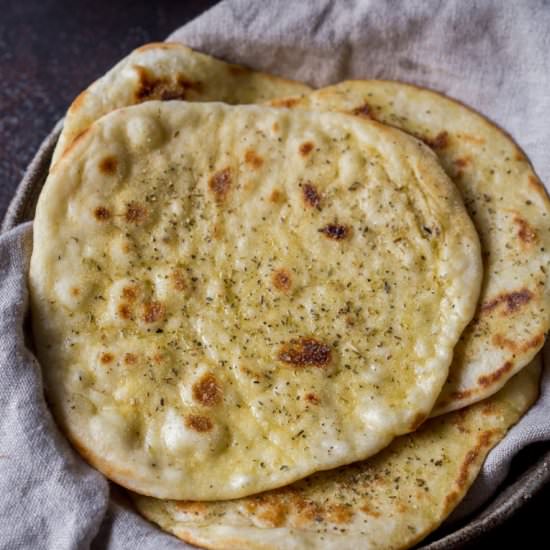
xmin=51 ymin=42 xmax=311 ymax=166
xmin=30 ymin=101 xmax=481 ymax=500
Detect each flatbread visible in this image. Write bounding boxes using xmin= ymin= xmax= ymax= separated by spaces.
xmin=131 ymin=358 xmax=541 ymax=550
xmin=50 ymin=42 xmax=311 ymax=166
xmin=30 ymin=101 xmax=481 ymax=500
xmin=271 ymin=81 xmax=550 ymax=415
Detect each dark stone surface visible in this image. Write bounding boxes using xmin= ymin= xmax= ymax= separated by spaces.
xmin=0 ymin=0 xmax=548 ymax=548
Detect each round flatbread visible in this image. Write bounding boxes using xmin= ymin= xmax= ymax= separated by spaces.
xmin=30 ymin=101 xmax=481 ymax=500
xmin=51 ymin=42 xmax=312 ymax=166
xmin=131 ymin=358 xmax=541 ymax=550
xmin=271 ymin=81 xmax=550 ymax=415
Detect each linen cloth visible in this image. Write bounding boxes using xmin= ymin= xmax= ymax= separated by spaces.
xmin=1 ymin=1 xmax=549 ymax=548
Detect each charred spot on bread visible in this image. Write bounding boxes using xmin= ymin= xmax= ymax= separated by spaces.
xmin=319 ymin=223 xmax=351 ymax=240
xmin=192 ymin=374 xmax=223 ymax=407
xmin=186 ymin=415 xmax=213 ymax=432
xmin=209 ymin=168 xmax=232 ymax=202
xmin=278 ymin=338 xmax=332 ymax=367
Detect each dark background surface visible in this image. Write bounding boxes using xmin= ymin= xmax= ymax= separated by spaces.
xmin=0 ymin=0 xmax=548 ymax=548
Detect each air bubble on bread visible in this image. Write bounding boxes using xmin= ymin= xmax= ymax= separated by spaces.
xmin=126 ymin=115 xmax=165 ymax=149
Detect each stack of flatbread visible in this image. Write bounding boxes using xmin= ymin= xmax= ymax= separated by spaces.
xmin=29 ymin=43 xmax=550 ymax=549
